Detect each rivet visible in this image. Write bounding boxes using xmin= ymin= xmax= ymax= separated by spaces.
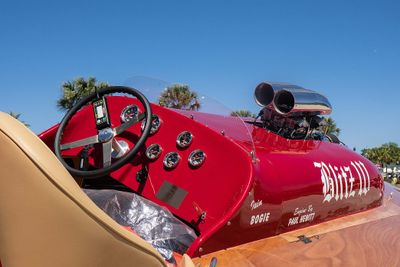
xmin=250 ymin=150 xmax=256 ymax=162
xmin=221 ymin=130 xmax=225 ymax=136
xmin=227 ymin=221 xmax=232 ymax=226
xmin=199 ymin=247 xmax=203 ymax=253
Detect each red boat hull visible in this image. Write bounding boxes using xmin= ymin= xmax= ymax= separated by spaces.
xmin=39 ymin=96 xmax=383 ymax=256
xmin=189 ymin=126 xmax=382 ymax=256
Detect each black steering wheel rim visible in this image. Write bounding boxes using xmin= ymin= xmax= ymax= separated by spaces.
xmin=54 ymin=86 xmax=152 ymax=178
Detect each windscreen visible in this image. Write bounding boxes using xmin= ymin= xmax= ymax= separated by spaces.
xmin=123 ymin=75 xmax=256 ymax=157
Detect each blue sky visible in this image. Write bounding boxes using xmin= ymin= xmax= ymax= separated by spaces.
xmin=0 ymin=0 xmax=399 ymax=150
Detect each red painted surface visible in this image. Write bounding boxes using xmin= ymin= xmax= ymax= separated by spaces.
xmin=39 ymin=95 xmax=383 ymax=257
xmin=40 ymin=96 xmax=254 ymax=252
xmin=191 ymin=127 xmax=383 ymax=256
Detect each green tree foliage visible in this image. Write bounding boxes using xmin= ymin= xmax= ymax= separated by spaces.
xmin=158 ymin=84 xmax=200 ymax=111
xmin=57 ymin=77 xmax=109 ymax=111
xmin=361 ymin=142 xmax=400 ymax=166
xmin=230 ymin=110 xmax=256 ymax=118
xmin=320 ymin=117 xmax=341 ymax=136
xmin=8 ymin=112 xmax=30 ymax=127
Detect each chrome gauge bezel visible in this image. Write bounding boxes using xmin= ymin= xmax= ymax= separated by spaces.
xmin=188 ymin=149 xmax=206 ymax=167
xmin=176 ymin=131 xmax=193 ymax=148
xmin=163 ymin=152 xmax=180 ymax=169
xmin=120 ymin=104 xmax=140 ymax=123
xmin=141 ymin=114 xmax=161 ymax=135
xmin=145 ymin=144 xmax=162 ymax=160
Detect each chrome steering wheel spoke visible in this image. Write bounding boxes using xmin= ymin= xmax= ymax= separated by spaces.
xmin=60 ymin=135 xmax=99 ymax=150
xmin=114 ymin=112 xmax=146 ymax=135
xmin=102 ymin=140 xmax=113 ymax=167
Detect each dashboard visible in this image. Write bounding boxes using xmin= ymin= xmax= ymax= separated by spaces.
xmin=43 ymin=95 xmax=253 ymax=234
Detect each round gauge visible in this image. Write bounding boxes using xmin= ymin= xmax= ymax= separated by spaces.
xmin=176 ymin=131 xmax=193 ymax=148
xmin=141 ymin=114 xmax=161 ymax=134
xmin=145 ymin=144 xmax=162 ymax=160
xmin=163 ymin=152 xmax=180 ymax=169
xmin=188 ymin=150 xmax=206 ymax=167
xmin=120 ymin=104 xmax=140 ymax=123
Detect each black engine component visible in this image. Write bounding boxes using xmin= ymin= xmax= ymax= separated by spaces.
xmin=260 ymin=108 xmax=327 ymax=140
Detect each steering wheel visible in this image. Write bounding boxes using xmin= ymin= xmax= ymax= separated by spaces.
xmin=54 ymin=86 xmax=152 ymax=178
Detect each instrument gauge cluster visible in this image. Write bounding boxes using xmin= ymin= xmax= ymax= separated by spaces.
xmin=163 ymin=152 xmax=180 ymax=169
xmin=145 ymin=144 xmax=162 ymax=160
xmin=120 ymin=104 xmax=140 ymax=123
xmin=188 ymin=150 xmax=206 ymax=167
xmin=176 ymin=131 xmax=193 ymax=148
xmin=142 ymin=128 xmax=206 ymax=170
xmin=141 ymin=114 xmax=161 ymax=135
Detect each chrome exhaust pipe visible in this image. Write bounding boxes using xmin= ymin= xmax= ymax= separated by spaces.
xmin=254 ymin=82 xmax=332 ymax=116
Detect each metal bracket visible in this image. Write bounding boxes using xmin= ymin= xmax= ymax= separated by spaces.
xmin=298 ymin=235 xmax=312 ymax=244
xmin=95 ymin=87 xmax=100 ymax=99
xmin=79 ymin=145 xmax=92 ymax=170
xmin=136 ymin=167 xmax=148 ymax=183
xmin=209 ymin=257 xmax=217 ymax=267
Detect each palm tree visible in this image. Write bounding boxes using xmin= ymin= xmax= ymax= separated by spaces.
xmin=320 ymin=117 xmax=341 ymax=136
xmin=230 ymin=110 xmax=256 ymax=118
xmin=362 ymin=143 xmax=400 ymax=166
xmin=8 ymin=112 xmax=30 ymax=127
xmin=364 ymin=148 xmax=382 ymax=163
xmin=381 ymin=143 xmax=400 ymax=164
xmin=57 ymin=77 xmax=109 ymax=111
xmin=158 ymin=84 xmax=200 ymax=111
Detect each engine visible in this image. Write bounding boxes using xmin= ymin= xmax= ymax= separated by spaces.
xmin=254 ymin=82 xmax=334 ymax=141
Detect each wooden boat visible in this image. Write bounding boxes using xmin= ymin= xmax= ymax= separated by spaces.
xmin=1 ymin=82 xmax=395 ymax=266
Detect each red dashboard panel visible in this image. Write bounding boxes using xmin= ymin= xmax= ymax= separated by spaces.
xmin=41 ymin=96 xmax=254 ymax=238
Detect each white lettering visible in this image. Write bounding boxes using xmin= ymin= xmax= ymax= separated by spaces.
xmin=250 ymin=212 xmax=270 ymax=226
xmin=307 ymin=204 xmax=314 ymax=212
xmin=288 ymin=205 xmax=315 ymax=226
xmin=294 ymin=207 xmax=307 ymax=216
xmin=314 ymin=160 xmax=371 ymax=203
xmin=299 ymin=213 xmax=315 ymax=223
xmin=288 ymin=217 xmax=299 ymax=226
xmin=250 ymin=200 xmax=263 ymax=210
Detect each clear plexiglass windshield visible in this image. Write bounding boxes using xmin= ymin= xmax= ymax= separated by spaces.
xmin=123 ymin=75 xmax=256 ymax=158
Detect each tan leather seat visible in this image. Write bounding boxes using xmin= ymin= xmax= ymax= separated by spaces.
xmin=0 ymin=113 xmax=194 ymax=267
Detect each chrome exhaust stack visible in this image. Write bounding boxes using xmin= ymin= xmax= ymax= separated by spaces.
xmin=254 ymin=82 xmax=332 ymax=116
